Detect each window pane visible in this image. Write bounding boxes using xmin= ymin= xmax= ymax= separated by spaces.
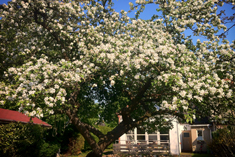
xmin=127 ymin=129 xmax=134 ymax=134
xmin=160 ymin=135 xmax=169 ymax=141
xmin=197 ymin=130 xmax=203 ymax=140
xmin=197 ymin=136 xmax=203 ymax=140
xmin=184 ymin=133 xmax=189 ymax=137
xmin=137 ymin=135 xmax=145 ymax=141
xmin=127 ymin=135 xmax=134 ymax=141
xmin=149 ymin=135 xmax=157 ymax=142
xmin=198 ymin=130 xmax=202 ymax=136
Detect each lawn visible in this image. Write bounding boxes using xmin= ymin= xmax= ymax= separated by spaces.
xmin=61 ymin=151 xmax=212 ymax=157
xmin=60 ymin=149 xmax=113 ymax=157
xmin=180 ymin=152 xmax=212 ymax=157
xmin=191 ymin=154 xmax=212 ymax=157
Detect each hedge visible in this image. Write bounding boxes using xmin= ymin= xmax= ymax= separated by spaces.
xmin=209 ymin=126 xmax=235 ymax=156
xmin=0 ymin=122 xmax=59 ymax=157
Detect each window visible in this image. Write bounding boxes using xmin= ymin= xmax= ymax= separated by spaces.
xmin=149 ymin=131 xmax=158 ymax=143
xmin=160 ymin=130 xmax=169 ymax=146
xmin=127 ymin=134 xmax=134 ymax=141
xmin=149 ymin=135 xmax=157 ymax=142
xmin=126 ymin=129 xmax=134 ymax=141
xmin=137 ymin=127 xmax=145 ymax=142
xmin=160 ymin=135 xmax=169 ymax=141
xmin=160 ymin=130 xmax=169 ymax=141
xmin=127 ymin=129 xmax=134 ymax=134
xmin=197 ymin=130 xmax=203 ymax=141
xmin=184 ymin=133 xmax=190 ymax=137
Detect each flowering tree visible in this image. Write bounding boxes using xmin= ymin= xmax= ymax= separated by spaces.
xmin=0 ymin=0 xmax=234 ymax=156
xmin=215 ymin=0 xmax=235 ymax=39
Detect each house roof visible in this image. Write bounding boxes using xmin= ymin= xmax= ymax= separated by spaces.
xmin=0 ymin=108 xmax=51 ymax=127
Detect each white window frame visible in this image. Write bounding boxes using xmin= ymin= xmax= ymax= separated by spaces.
xmin=197 ymin=130 xmax=204 ymax=141
xmin=126 ymin=129 xmax=135 ymax=143
xmin=125 ymin=127 xmax=169 ymax=145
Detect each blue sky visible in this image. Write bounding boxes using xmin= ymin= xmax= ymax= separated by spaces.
xmin=1 ymin=0 xmax=234 ymax=44
xmin=112 ymin=0 xmax=235 ymax=44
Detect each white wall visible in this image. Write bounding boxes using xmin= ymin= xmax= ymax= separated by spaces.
xmin=119 ymin=133 xmax=127 ymax=144
xmin=169 ymin=120 xmax=180 ymax=155
xmin=118 ymin=116 xmax=185 ymax=155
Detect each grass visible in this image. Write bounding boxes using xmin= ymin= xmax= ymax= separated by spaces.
xmin=61 ymin=150 xmax=212 ymax=157
xmin=60 ymin=149 xmax=113 ymax=157
xmin=180 ymin=152 xmax=212 ymax=157
xmin=191 ymin=154 xmax=212 ymax=157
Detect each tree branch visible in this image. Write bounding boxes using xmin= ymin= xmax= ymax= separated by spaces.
xmin=65 ymin=108 xmax=103 ymax=156
xmin=83 ymin=123 xmax=104 ymax=139
xmin=218 ymin=24 xmax=235 ymax=39
xmin=121 ymin=77 xmax=153 ymax=116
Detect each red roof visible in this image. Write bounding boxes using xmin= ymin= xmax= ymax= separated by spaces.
xmin=0 ymin=108 xmax=51 ymax=127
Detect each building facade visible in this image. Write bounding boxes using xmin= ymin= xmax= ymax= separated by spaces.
xmin=118 ymin=117 xmax=213 ymax=155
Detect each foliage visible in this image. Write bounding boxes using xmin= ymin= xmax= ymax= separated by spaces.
xmin=43 ymin=113 xmax=70 ymax=137
xmin=39 ymin=141 xmax=61 ymax=157
xmin=0 ymin=0 xmax=235 ymax=156
xmin=59 ymin=124 xmax=85 ymax=155
xmin=55 ymin=124 xmax=85 ymax=155
xmin=67 ymin=133 xmax=85 ymax=155
xmin=209 ymin=126 xmax=235 ymax=157
xmin=0 ymin=122 xmax=44 ymax=157
xmin=0 ymin=122 xmax=60 ymax=157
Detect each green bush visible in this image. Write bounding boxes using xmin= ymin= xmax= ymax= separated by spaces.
xmin=209 ymin=126 xmax=235 ymax=157
xmin=39 ymin=141 xmax=60 ymax=157
xmin=58 ymin=124 xmax=85 ymax=155
xmin=0 ymin=122 xmax=44 ymax=157
xmin=67 ymin=133 xmax=85 ymax=155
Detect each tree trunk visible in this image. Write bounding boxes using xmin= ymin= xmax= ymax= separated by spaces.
xmin=86 ymin=151 xmax=103 ymax=157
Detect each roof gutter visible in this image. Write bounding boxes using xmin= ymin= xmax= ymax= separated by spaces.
xmin=191 ymin=124 xmax=211 ymax=127
xmin=0 ymin=119 xmax=51 ymax=128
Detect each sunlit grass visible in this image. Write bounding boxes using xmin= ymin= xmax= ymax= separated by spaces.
xmin=60 ymin=149 xmax=113 ymax=157
xmin=62 ymin=150 xmax=212 ymax=157
xmin=181 ymin=152 xmax=212 ymax=157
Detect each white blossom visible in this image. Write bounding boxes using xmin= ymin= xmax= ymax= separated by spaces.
xmin=110 ymin=80 xmax=115 ymax=86
xmin=179 ymin=91 xmax=187 ymax=97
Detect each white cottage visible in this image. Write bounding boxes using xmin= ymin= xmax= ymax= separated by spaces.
xmin=117 ymin=117 xmax=213 ymax=155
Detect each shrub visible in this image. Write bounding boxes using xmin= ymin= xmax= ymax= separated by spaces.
xmin=59 ymin=124 xmax=85 ymax=155
xmin=67 ymin=133 xmax=85 ymax=155
xmin=39 ymin=141 xmax=60 ymax=157
xmin=209 ymin=126 xmax=235 ymax=157
xmin=0 ymin=122 xmax=44 ymax=157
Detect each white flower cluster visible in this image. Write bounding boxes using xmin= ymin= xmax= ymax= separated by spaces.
xmin=0 ymin=0 xmax=234 ymax=122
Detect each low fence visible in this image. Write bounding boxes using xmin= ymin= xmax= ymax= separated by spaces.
xmin=113 ymin=140 xmax=170 ymax=156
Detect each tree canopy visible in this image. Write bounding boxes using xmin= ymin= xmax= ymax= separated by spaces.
xmin=0 ymin=0 xmax=234 ymax=156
